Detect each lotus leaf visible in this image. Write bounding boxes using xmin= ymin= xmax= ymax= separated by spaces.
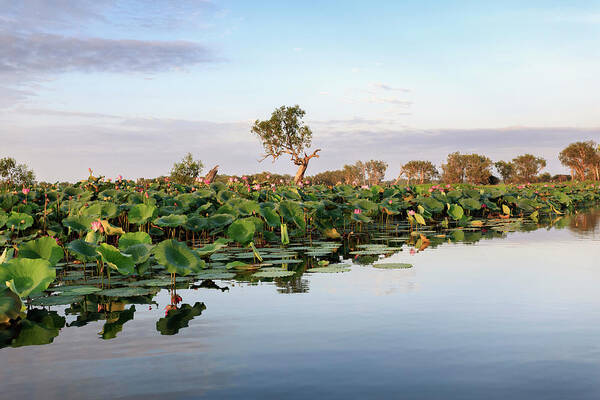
xmin=307 ymin=265 xmax=351 ymax=273
xmin=62 ymin=215 xmax=96 ymax=233
xmin=119 ymin=231 xmax=152 ymax=250
xmin=128 ymin=204 xmax=157 ymax=225
xmin=97 ymin=287 xmax=154 ymax=297
xmin=448 ymin=204 xmax=464 ymax=220
xmin=66 ymin=239 xmax=98 ymax=260
xmin=31 ymin=294 xmax=84 ymax=306
xmin=6 ymin=212 xmax=34 ymax=231
xmin=0 ymin=258 xmax=56 ymax=299
xmin=372 ymin=263 xmax=413 ymax=269
xmin=253 ymin=270 xmax=295 ymax=278
xmin=18 ymin=236 xmax=64 ymax=267
xmin=153 ymin=239 xmax=202 ymax=276
xmin=0 ymin=289 xmax=23 ymax=323
xmin=459 ymin=198 xmax=481 ymax=211
xmin=96 ymin=243 xmax=136 ymax=275
xmin=227 ymin=218 xmax=256 ymax=245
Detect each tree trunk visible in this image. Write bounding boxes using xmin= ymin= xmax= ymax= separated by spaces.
xmin=204 ymin=165 xmax=219 ymax=184
xmin=294 ymin=163 xmax=308 ymax=185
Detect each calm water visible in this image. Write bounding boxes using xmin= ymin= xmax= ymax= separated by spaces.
xmin=2 ymin=211 xmax=600 ymax=399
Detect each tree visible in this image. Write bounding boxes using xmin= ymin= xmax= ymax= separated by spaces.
xmin=463 ymin=154 xmax=492 ymax=184
xmin=399 ymin=160 xmax=438 ymax=184
xmin=310 ymin=169 xmax=345 ymax=186
xmin=252 ymin=105 xmax=320 ymax=185
xmin=364 ymin=160 xmax=388 ymax=185
xmin=170 ymin=153 xmax=203 ymax=185
xmin=441 ymin=152 xmax=491 ymax=184
xmin=559 ymin=141 xmax=597 ymax=181
xmin=0 ymin=157 xmax=36 ymax=187
xmin=342 ymin=162 xmax=364 ymax=185
xmin=511 ymin=154 xmax=546 ymax=182
xmin=441 ymin=152 xmax=465 ymax=183
xmin=494 ymin=161 xmax=514 ymax=183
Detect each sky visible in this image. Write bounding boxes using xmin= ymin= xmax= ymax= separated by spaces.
xmin=1 ymin=0 xmax=599 ymax=182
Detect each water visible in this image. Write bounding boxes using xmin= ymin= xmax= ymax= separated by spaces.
xmin=1 ymin=211 xmax=600 ymax=399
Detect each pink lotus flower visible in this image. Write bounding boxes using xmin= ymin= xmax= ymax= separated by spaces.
xmin=408 ymin=210 xmax=416 ymax=216
xmin=361 ymin=185 xmax=369 ymax=189
xmin=266 ymin=174 xmax=271 ymax=179
xmin=229 ymin=177 xmax=234 ymax=183
xmin=204 ymin=179 xmax=210 ymax=185
xmin=90 ymin=220 xmax=104 ymax=233
xmin=410 ymin=248 xmax=416 ymax=255
xmin=242 ymin=176 xmax=248 ymax=181
xmin=445 ymin=184 xmax=451 ymax=189
xmin=481 ymin=204 xmax=487 ymax=208
xmin=388 ymin=200 xmax=393 ymax=205
xmin=164 ymin=177 xmax=169 ymax=182
xmin=353 ymin=208 xmax=362 ymax=214
xmin=428 ymin=187 xmax=434 ymax=193
xmin=22 ymin=188 xmax=30 ymax=195
xmin=253 ymin=184 xmax=261 ymax=190
xmin=117 ymin=174 xmax=122 ymax=180
xmin=144 ymin=192 xmax=149 ymax=199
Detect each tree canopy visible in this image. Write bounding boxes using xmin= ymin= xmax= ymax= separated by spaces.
xmin=252 ymin=105 xmax=320 ymax=184
xmin=0 ymin=157 xmax=36 ymax=187
xmin=170 ymin=153 xmax=204 ymax=185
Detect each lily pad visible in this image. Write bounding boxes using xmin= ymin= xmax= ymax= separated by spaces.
xmin=96 ymin=287 xmax=155 ymax=297
xmin=307 ymin=265 xmax=351 ymax=273
xmin=31 ymin=294 xmax=84 ymax=306
xmin=372 ymin=263 xmax=413 ymax=269
xmin=252 ymin=270 xmax=295 ymax=278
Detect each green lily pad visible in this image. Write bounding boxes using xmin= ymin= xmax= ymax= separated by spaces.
xmin=31 ymin=294 xmax=84 ymax=306
xmin=372 ymin=263 xmax=413 ymax=269
xmin=18 ymin=236 xmax=64 ymax=267
xmin=307 ymin=265 xmax=351 ymax=273
xmin=252 ymin=270 xmax=295 ymax=278
xmin=153 ymin=239 xmax=202 ymax=276
xmin=96 ymin=287 xmax=155 ymax=297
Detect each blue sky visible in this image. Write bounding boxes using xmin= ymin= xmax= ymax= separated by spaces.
xmin=1 ymin=0 xmax=599 ymax=181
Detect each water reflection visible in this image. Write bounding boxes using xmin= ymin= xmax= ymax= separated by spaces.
xmin=157 ymin=302 xmax=206 ymax=335
xmin=568 ymin=209 xmax=600 ymax=236
xmin=1 ymin=208 xmax=599 ymax=349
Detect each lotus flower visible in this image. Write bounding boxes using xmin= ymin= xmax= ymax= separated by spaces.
xmin=353 ymin=208 xmax=362 ymax=214
xmin=91 ymin=220 xmax=104 ymax=233
xmin=481 ymin=204 xmax=487 ymax=208
xmin=408 ymin=210 xmax=416 ymax=216
xmin=266 ymin=174 xmax=271 ymax=179
xmin=22 ymin=188 xmax=30 ymax=195
xmin=388 ymin=200 xmax=393 ymax=205
xmin=242 ymin=176 xmax=248 ymax=181
xmin=118 ymin=174 xmax=122 ymax=180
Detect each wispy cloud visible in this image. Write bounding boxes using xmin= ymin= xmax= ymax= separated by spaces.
xmin=0 ymin=33 xmax=216 ymax=75
xmin=371 ymin=83 xmax=410 ymax=92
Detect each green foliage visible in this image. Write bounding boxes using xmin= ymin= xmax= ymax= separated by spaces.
xmin=153 ymin=239 xmax=202 ymax=276
xmin=18 ymin=237 xmax=64 ymax=267
xmin=0 ymin=157 xmax=36 ymax=187
xmin=0 ymin=258 xmax=56 ymax=299
xmin=170 ymin=153 xmax=204 ymax=185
